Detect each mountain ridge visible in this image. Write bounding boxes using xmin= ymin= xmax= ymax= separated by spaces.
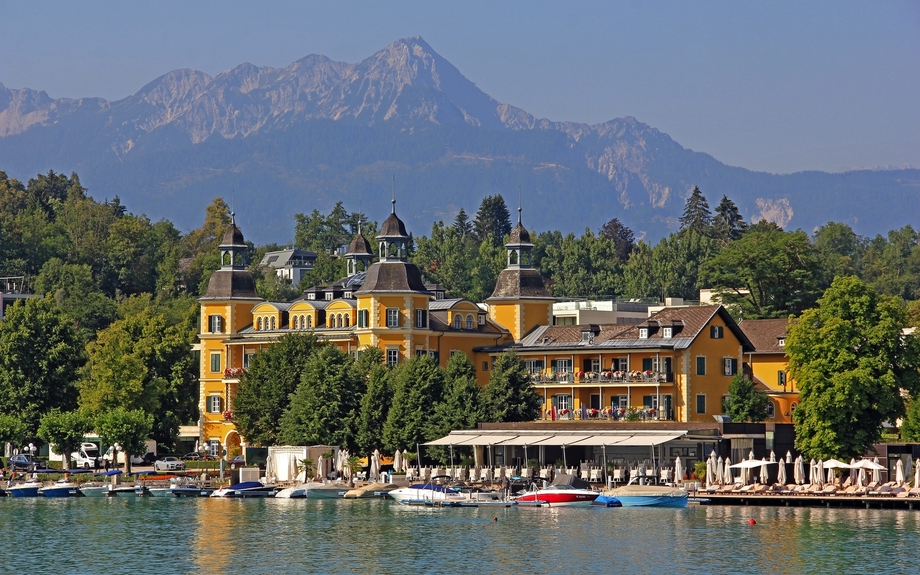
xmin=1 ymin=37 xmax=917 ymax=244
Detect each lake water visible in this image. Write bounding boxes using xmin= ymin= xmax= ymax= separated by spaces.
xmin=4 ymin=497 xmax=919 ymax=574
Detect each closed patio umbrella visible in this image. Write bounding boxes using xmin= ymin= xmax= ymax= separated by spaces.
xmin=705 ymin=453 xmax=715 ymax=488
xmin=826 ymin=463 xmax=835 ymax=484
xmin=394 ymin=450 xmax=402 ymax=474
xmin=402 ymin=449 xmax=410 ymax=472
xmin=896 ymin=458 xmax=905 ymax=485
xmin=722 ymin=457 xmax=733 ymax=485
xmin=316 ymin=454 xmax=325 ymax=480
xmin=914 ymin=460 xmax=920 ymax=489
xmin=760 ymin=457 xmax=770 ymax=484
xmin=816 ymin=460 xmax=825 ymax=486
xmin=794 ymin=455 xmax=805 ymax=485
xmin=716 ymin=456 xmax=724 ymax=486
xmin=873 ymin=457 xmax=882 ymax=484
xmin=905 ymin=456 xmax=913 ymax=485
xmin=675 ymin=456 xmax=684 ymax=485
xmin=776 ymin=458 xmax=787 ymax=485
xmin=849 ymin=458 xmax=858 ymax=484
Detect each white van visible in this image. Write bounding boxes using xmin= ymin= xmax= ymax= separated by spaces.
xmin=71 ymin=443 xmax=100 ymax=469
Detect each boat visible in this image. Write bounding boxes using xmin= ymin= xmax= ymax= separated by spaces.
xmin=600 ymin=483 xmax=689 ymax=508
xmin=149 ymin=477 xmax=212 ymax=497
xmin=210 ymin=481 xmax=278 ymax=498
xmin=343 ymin=482 xmax=398 ymax=499
xmin=8 ymin=479 xmax=43 ymax=498
xmin=513 ymin=473 xmax=599 ymax=507
xmin=78 ymin=470 xmax=122 ymax=497
xmin=388 ymin=476 xmax=500 ymax=505
xmin=38 ymin=478 xmax=80 ymax=498
xmin=275 ymin=481 xmax=351 ymax=499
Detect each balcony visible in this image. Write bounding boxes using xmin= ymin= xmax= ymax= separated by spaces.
xmin=531 ymin=371 xmax=674 ymax=385
xmin=541 ymin=405 xmax=674 ymax=421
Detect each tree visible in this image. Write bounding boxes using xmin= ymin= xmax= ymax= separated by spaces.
xmin=453 ymin=208 xmax=473 ymax=240
xmin=0 ymin=414 xmax=28 ymax=453
xmin=382 ymin=356 xmax=445 ymax=453
xmin=233 ymin=334 xmax=323 ymax=445
xmin=726 ymin=374 xmax=769 ymax=422
xmin=481 ymin=352 xmax=542 ymax=422
xmin=0 ymin=297 xmax=85 ymax=439
xmin=278 ymin=346 xmax=363 ymax=449
xmin=95 ymin=408 xmax=152 ymax=474
xmin=599 ymin=217 xmax=636 ymax=261
xmin=712 ymin=195 xmax=747 ymax=242
xmin=812 ymin=222 xmax=865 ymax=288
xmin=901 ymin=399 xmax=920 ymax=443
xmin=37 ymin=410 xmax=92 ymax=469
xmin=703 ymin=222 xmax=819 ymax=318
xmin=33 ymin=257 xmax=118 ymax=340
xmin=787 ymin=276 xmax=920 ymax=459
xmin=678 ymin=186 xmax=712 ymax=237
xmin=473 ymin=195 xmax=512 ymax=247
xmin=355 ymin=348 xmax=392 ymax=454
xmin=426 ymin=353 xmax=482 ymax=463
xmin=79 ymin=310 xmax=196 ymax=445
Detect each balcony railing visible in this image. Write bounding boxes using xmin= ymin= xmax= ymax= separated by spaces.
xmin=531 ymin=371 xmax=674 ymax=385
xmin=542 ymin=406 xmax=674 ymax=421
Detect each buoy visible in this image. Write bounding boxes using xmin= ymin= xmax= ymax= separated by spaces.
xmin=748 ymin=518 xmax=756 ymax=525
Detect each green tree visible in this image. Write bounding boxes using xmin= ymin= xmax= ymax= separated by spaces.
xmin=278 ymin=346 xmax=363 ymax=448
xmin=901 ymin=399 xmax=920 ymax=443
xmin=712 ymin=195 xmax=747 ymax=242
xmin=37 ymin=409 xmax=92 ymax=469
xmin=95 ymin=407 xmax=153 ymax=474
xmin=473 ymin=195 xmax=512 ymax=247
xmin=233 ymin=334 xmax=323 ymax=446
xmin=33 ymin=258 xmax=118 ymax=340
xmin=787 ymin=276 xmax=920 ymax=459
xmin=703 ymin=222 xmax=819 ymax=318
xmin=79 ymin=310 xmax=196 ymax=445
xmin=0 ymin=414 xmax=28 ymax=453
xmin=599 ymin=217 xmax=636 ymax=262
xmin=0 ymin=297 xmax=85 ymax=438
xmin=356 ymin=352 xmax=393 ymax=454
xmin=678 ymin=186 xmax=712 ymax=237
xmin=481 ymin=352 xmax=542 ymax=422
xmin=812 ymin=222 xmax=865 ymax=288
xmin=726 ymin=374 xmax=769 ymax=422
xmin=453 ymin=207 xmax=473 ymax=240
xmin=412 ymin=221 xmax=474 ymax=299
xmin=382 ymin=356 xmax=445 ymax=452
xmin=426 ymin=353 xmax=482 ymax=463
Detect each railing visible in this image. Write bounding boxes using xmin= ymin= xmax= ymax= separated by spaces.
xmin=531 ymin=371 xmax=674 ymax=385
xmin=542 ymin=406 xmax=673 ymax=421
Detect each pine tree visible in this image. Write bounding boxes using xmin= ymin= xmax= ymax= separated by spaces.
xmin=678 ymin=186 xmax=712 ymax=237
xmin=599 ymin=217 xmax=636 ymax=261
xmin=453 ymin=208 xmax=472 ymax=240
xmin=473 ymin=195 xmax=512 ymax=247
xmin=726 ymin=373 xmax=769 ymax=422
xmin=382 ymin=356 xmax=445 ymax=452
xmin=712 ymin=195 xmax=747 ymax=242
xmin=481 ymin=352 xmax=542 ymax=422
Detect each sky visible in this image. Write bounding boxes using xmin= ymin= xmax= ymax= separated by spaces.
xmin=1 ymin=1 xmax=918 ymax=175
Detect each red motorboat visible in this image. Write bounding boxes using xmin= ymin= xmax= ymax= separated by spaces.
xmin=514 ymin=485 xmax=599 ymax=506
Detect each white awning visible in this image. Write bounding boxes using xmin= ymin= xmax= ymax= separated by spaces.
xmin=458 ymin=434 xmax=518 ymax=446
xmin=493 ymin=435 xmax=556 ymax=446
xmin=423 ymin=433 xmax=480 ymax=446
xmin=605 ymin=433 xmax=686 ymax=446
xmin=529 ymin=434 xmax=596 ymax=446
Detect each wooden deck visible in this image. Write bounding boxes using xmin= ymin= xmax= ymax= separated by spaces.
xmin=700 ymin=492 xmax=920 ymax=509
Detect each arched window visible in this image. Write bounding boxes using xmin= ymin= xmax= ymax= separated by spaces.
xmin=301 ymin=315 xmax=306 ymax=330
xmin=270 ymin=317 xmax=276 ymax=330
xmin=766 ymin=401 xmax=775 ymax=419
xmin=257 ymin=317 xmax=263 ymax=331
xmin=292 ymin=316 xmax=299 ymax=330
xmin=454 ymin=314 xmax=462 ymax=329
xmin=344 ymin=314 xmax=350 ymax=327
xmin=307 ymin=315 xmax=312 ymax=329
xmin=466 ymin=315 xmax=474 ymax=330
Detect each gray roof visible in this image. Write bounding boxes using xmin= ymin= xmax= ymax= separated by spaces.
xmin=488 ymin=268 xmax=551 ymax=300
xmin=260 ymin=249 xmax=317 ymax=269
xmin=200 ymin=270 xmax=261 ymax=300
xmin=354 ymin=261 xmax=429 ymax=294
xmin=428 ymin=298 xmax=466 ymax=310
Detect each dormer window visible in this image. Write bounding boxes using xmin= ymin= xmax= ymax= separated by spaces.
xmin=778 ymin=337 xmax=785 ymax=347
xmin=307 ymin=293 xmax=315 ymax=300
xmin=663 ymin=327 xmax=672 ymax=339
xmin=325 ymin=292 xmax=333 ymax=301
xmin=478 ymin=314 xmax=485 ymax=325
xmin=639 ymin=327 xmax=648 ymax=339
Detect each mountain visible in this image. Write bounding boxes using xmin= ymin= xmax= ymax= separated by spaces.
xmin=1 ymin=37 xmax=917 ymax=244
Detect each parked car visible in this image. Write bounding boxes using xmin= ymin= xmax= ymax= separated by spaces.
xmin=181 ymin=452 xmax=207 ymax=461
xmin=9 ymin=454 xmax=40 ymax=471
xmin=229 ymin=455 xmax=245 ymax=469
xmin=153 ymin=456 xmax=186 ymax=472
xmin=142 ymin=452 xmax=158 ymax=465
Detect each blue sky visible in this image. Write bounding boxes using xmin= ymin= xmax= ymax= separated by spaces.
xmin=1 ymin=1 xmax=917 ymax=174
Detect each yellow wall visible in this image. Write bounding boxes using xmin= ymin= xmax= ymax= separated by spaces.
xmin=683 ymin=314 xmax=744 ymax=422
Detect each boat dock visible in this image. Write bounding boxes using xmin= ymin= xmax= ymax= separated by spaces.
xmin=701 ymin=492 xmax=920 ymax=510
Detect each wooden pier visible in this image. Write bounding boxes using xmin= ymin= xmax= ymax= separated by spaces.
xmin=700 ymin=492 xmax=920 ymax=510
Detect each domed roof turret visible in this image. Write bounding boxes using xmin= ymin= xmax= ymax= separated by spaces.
xmin=221 ymin=220 xmax=246 ymax=247
xmin=509 ymin=222 xmax=531 ymax=245
xmin=379 ymin=198 xmax=408 ymax=238
xmin=347 ymin=232 xmax=373 ymax=255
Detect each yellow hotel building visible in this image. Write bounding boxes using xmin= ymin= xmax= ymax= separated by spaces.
xmin=198 ymin=201 xmax=777 ymax=456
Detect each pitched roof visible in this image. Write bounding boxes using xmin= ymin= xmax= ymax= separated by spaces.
xmin=220 ymin=223 xmax=246 ymax=247
xmin=354 ymin=261 xmax=429 ymax=293
xmin=738 ymin=318 xmax=789 ymax=353
xmin=199 ymin=270 xmax=261 ymax=300
xmin=488 ymin=268 xmax=550 ymax=300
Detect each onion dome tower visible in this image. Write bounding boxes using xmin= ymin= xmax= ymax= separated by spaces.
xmin=345 ymin=221 xmax=374 ymax=277
xmin=486 ymin=206 xmax=553 ymax=341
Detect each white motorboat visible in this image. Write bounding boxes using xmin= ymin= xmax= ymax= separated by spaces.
xmin=513 ymin=473 xmax=599 ymax=507
xmin=210 ymin=481 xmax=278 ymax=498
xmin=388 ymin=476 xmax=500 ymax=505
xmin=600 ymin=483 xmax=688 ymax=507
xmin=275 ymin=481 xmax=350 ymax=499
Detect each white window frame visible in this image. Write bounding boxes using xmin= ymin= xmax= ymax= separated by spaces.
xmin=465 ymin=315 xmax=474 ymax=330
xmin=386 ymin=348 xmax=399 ymax=367
xmin=639 ymin=327 xmax=648 ymax=339
xmin=453 ymin=314 xmax=462 ymax=329
xmin=207 ymin=395 xmax=223 ymax=413
xmin=662 ymin=327 xmax=672 ymax=339
xmin=478 ymin=314 xmax=485 ymax=325
xmin=696 ymin=356 xmax=706 ymax=376
xmin=208 ymin=315 xmax=223 ymax=333
xmin=416 ymin=309 xmax=427 ymax=328
xmin=210 ymin=352 xmax=221 ymax=373
xmin=243 ymin=353 xmax=255 ymax=369
xmin=723 ymin=358 xmax=737 ymax=376
xmin=556 ymin=359 xmax=573 ymax=373
xmin=386 ymin=308 xmax=400 ymax=328
xmin=766 ymin=401 xmax=776 ymax=419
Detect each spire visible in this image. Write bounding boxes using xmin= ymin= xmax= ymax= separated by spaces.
xmin=391 ymin=174 xmax=396 ymax=214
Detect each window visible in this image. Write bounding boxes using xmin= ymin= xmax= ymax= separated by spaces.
xmin=465 ymin=315 xmax=474 ymax=330
xmin=416 ymin=349 xmax=427 ymax=358
xmin=778 ymin=370 xmax=787 ymax=388
xmin=325 ymin=292 xmax=333 ymax=301
xmin=386 ymin=348 xmax=399 ymax=367
xmin=696 ymin=357 xmax=706 ymax=376
xmin=450 ymin=350 xmax=462 ymax=357
xmin=696 ymin=394 xmax=706 ymax=414
xmin=307 ymin=293 xmax=315 ymax=300
xmin=344 ymin=291 xmax=352 ymax=299
xmin=552 ymin=394 xmax=571 ymax=411
xmin=778 ymin=337 xmax=786 ymax=347
xmin=722 ymin=395 xmax=731 ymax=413
xmin=662 ymin=327 xmax=672 ymax=339
xmin=270 ymin=317 xmax=276 ymax=330
xmin=208 ymin=315 xmax=223 ymax=333
xmin=639 ymin=327 xmax=648 ymax=339
xmin=555 ymin=359 xmax=572 ymax=373
xmin=453 ymin=314 xmax=462 ymax=329
xmin=791 ymin=402 xmax=797 ymax=413
xmin=416 ymin=309 xmax=428 ymax=328
xmin=482 ymin=361 xmax=489 ymax=372
xmin=617 ymin=395 xmax=628 ymax=408
xmin=257 ymin=317 xmax=263 ymax=331
xmin=357 ymin=310 xmax=367 ymax=328
xmin=478 ymin=314 xmax=485 ymax=325
xmin=612 ymin=358 xmax=627 ymax=371
xmin=766 ymin=401 xmax=775 ymax=419
xmin=343 ymin=314 xmax=349 ymax=328
xmin=210 ymin=352 xmax=221 ymax=373
xmin=386 ymin=308 xmax=400 ymax=328
xmin=292 ymin=316 xmax=299 ymax=329
xmin=207 ymin=395 xmax=223 ymax=413
xmin=307 ymin=315 xmax=313 ymax=329
xmin=710 ymin=325 xmax=724 ymax=339
xmin=723 ymin=358 xmax=738 ymax=376
xmin=243 ymin=353 xmax=255 ymax=369
xmin=524 ymin=359 xmax=544 ymax=374
xmin=207 ymin=440 xmax=220 ymax=457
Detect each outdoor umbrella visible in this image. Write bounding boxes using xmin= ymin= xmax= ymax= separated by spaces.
xmin=776 ymin=458 xmax=787 ymax=485
xmin=872 ymin=457 xmax=882 ymax=485
xmin=370 ymin=449 xmax=380 ymax=482
xmin=316 ymin=454 xmax=325 ymax=480
xmin=826 ymin=463 xmax=835 ymax=484
xmin=896 ymin=458 xmax=905 ymax=485
xmin=716 ymin=456 xmax=725 ymax=486
xmin=786 ymin=450 xmax=793 ymax=464
xmin=705 ymin=453 xmax=715 ymax=488
xmin=905 ymin=456 xmax=913 ymax=486
xmin=723 ymin=457 xmax=734 ymax=485
xmin=674 ymin=456 xmax=684 ymax=485
xmin=394 ymin=450 xmax=403 ymax=474
xmin=760 ymin=457 xmax=770 ymax=484
xmin=809 ymin=459 xmax=817 ymax=484
xmin=745 ymin=450 xmax=755 ymax=484
xmin=816 ymin=460 xmax=825 ymax=486
xmin=914 ymin=460 xmax=920 ymax=489
xmin=794 ymin=455 xmax=805 ymax=485
xmin=402 ymin=449 xmax=410 ymax=472
xmin=849 ymin=458 xmax=858 ymax=484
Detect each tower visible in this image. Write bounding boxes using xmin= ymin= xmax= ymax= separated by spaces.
xmin=486 ymin=207 xmax=554 ymax=341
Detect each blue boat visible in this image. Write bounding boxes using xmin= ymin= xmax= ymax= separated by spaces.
xmin=8 ymin=480 xmax=43 ymax=498
xmin=38 ymin=479 xmax=79 ymax=498
xmin=601 ymin=484 xmax=688 ymax=507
